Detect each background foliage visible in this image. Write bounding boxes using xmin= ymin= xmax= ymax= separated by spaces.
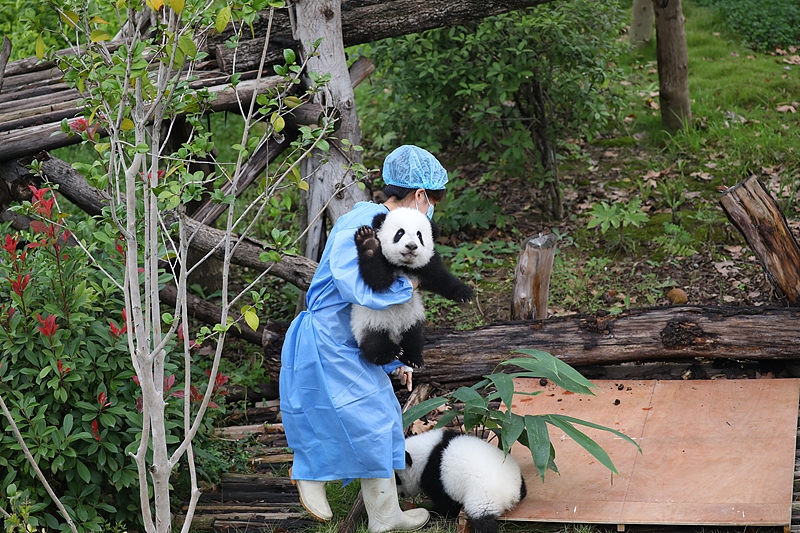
xmin=356 ymin=0 xmax=628 ymax=217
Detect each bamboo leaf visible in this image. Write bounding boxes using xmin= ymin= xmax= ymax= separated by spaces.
xmin=402 ymin=397 xmax=448 ymax=430
xmin=486 ymin=372 xmax=515 ymax=410
xmin=548 ymin=414 xmax=641 ymax=452
xmin=499 ymin=412 xmax=524 ymax=455
xmin=524 ymin=415 xmax=552 ymax=481
xmin=543 ymin=414 xmax=620 ymax=475
xmin=502 ymin=351 xmax=597 ymax=395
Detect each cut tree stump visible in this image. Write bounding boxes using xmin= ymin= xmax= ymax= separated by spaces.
xmin=719 ymin=175 xmax=800 ymax=305
xmin=511 ymin=233 xmax=557 ymax=320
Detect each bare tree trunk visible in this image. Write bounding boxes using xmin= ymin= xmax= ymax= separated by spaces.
xmin=652 ymin=0 xmax=691 ymax=130
xmin=292 ymin=0 xmax=370 ymax=265
xmin=630 ymin=0 xmax=654 ymax=48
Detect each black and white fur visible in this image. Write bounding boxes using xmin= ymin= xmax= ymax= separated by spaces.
xmin=351 ymin=207 xmax=473 ymax=368
xmin=396 ymin=429 xmax=527 ymax=533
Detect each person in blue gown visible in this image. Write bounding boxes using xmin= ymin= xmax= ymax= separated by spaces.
xmin=280 ymin=145 xmax=449 ymax=532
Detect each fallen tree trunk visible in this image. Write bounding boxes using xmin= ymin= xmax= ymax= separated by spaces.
xmin=415 ymin=305 xmax=800 ymax=386
xmin=719 ymin=175 xmax=800 ymax=305
xmin=214 ymin=0 xmax=554 ymax=73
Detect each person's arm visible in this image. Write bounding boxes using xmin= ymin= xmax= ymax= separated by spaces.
xmin=330 ymin=227 xmax=413 ymax=310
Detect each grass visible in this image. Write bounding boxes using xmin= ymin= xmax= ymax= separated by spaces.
xmin=620 ymin=2 xmax=800 ymax=183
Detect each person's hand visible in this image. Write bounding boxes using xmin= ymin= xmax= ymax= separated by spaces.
xmin=392 ymin=365 xmax=414 ymax=391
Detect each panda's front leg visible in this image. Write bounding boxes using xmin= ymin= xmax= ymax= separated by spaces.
xmin=358 ymin=328 xmax=404 ymax=365
xmin=398 ymin=321 xmax=426 ymax=369
xmin=355 ymin=225 xmax=396 ymax=291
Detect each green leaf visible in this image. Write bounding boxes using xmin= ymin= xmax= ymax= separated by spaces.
xmin=524 ymin=415 xmax=552 ymax=481
xmin=76 ymin=460 xmax=91 ymax=483
xmin=271 ymin=113 xmax=285 ymax=133
xmin=502 ymin=351 xmax=596 ymax=395
xmin=35 ymin=34 xmax=45 ymax=60
xmin=242 ymin=306 xmax=259 ymax=332
xmin=499 ymin=412 xmax=525 ymax=455
xmin=486 ymin=372 xmax=515 ymax=410
xmin=178 ymin=35 xmax=197 ymax=59
xmin=283 ymin=48 xmax=296 ymax=64
xmin=543 ymin=414 xmax=623 ymax=476
xmin=63 ymin=414 xmax=74 ymax=436
xmin=169 ymin=0 xmax=184 ymax=14
xmin=216 ymin=6 xmax=232 ymax=33
xmin=90 ymin=30 xmax=111 ymax=42
xmin=401 ymin=397 xmax=448 ymax=430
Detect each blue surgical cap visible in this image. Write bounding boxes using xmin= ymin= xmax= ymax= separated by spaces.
xmin=382 ymin=145 xmax=448 ymax=190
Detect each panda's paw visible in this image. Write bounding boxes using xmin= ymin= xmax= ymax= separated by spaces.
xmin=453 ymin=284 xmax=475 ymax=303
xmin=355 ymin=225 xmax=380 ymax=258
xmin=399 ymin=350 xmax=424 ymax=369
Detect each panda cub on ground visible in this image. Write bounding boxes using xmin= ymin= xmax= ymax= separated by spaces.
xmin=396 ymin=429 xmax=527 ymax=533
xmin=351 ymin=207 xmax=473 ymax=368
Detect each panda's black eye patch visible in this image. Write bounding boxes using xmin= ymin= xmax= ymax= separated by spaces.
xmin=417 ymin=231 xmax=424 ymax=246
xmin=393 ymin=229 xmax=405 ymax=243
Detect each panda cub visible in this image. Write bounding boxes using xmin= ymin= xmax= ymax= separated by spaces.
xmin=396 ymin=429 xmax=527 ymax=533
xmin=351 ymin=207 xmax=473 ymax=368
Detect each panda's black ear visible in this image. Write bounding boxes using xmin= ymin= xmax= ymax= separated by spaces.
xmin=372 ymin=213 xmax=388 ymax=230
xmin=405 ymin=451 xmax=413 ymax=467
xmin=430 ymin=220 xmax=442 ymax=241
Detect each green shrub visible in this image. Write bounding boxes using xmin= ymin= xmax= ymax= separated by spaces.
xmin=0 ymin=187 xmax=222 ymax=531
xmin=694 ymin=0 xmax=800 ymax=50
xmin=357 ymin=0 xmax=628 ymax=217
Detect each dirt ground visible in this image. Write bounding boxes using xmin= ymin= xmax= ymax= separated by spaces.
xmin=434 ymin=140 xmax=792 ymax=328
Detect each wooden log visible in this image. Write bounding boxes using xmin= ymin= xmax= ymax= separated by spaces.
xmin=719 ymin=175 xmax=800 ymax=305
xmin=213 ymin=0 xmax=554 ymax=73
xmin=416 ymin=306 xmax=800 ymax=387
xmin=511 ymin=233 xmax=557 ymax=320
xmin=0 ymin=75 xmax=285 ymax=162
xmin=0 ymin=36 xmax=11 ymax=93
xmin=0 ymin=83 xmax=71 ymax=107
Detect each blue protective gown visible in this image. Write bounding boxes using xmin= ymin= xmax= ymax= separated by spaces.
xmin=280 ymin=201 xmax=412 ymax=482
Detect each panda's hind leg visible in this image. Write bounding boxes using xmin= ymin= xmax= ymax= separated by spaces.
xmin=467 ymin=516 xmax=500 ymax=533
xmin=398 ymin=321 xmax=426 ymax=368
xmin=358 ymin=329 xmax=403 ymax=365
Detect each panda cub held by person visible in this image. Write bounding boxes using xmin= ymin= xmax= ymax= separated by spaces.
xmin=396 ymin=429 xmax=527 ymax=533
xmin=351 ymin=207 xmax=473 ymax=368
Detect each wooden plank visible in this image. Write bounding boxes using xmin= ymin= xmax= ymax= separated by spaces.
xmin=505 ymin=378 xmax=799 ymax=527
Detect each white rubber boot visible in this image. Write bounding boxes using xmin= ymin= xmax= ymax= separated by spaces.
xmin=361 ymin=476 xmax=430 ymax=533
xmin=294 ymin=479 xmax=333 ymax=521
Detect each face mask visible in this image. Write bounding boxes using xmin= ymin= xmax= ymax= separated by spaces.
xmin=416 ymin=191 xmax=435 ymax=220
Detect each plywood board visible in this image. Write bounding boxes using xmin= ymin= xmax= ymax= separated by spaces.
xmin=504 ymin=379 xmax=799 ymax=527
